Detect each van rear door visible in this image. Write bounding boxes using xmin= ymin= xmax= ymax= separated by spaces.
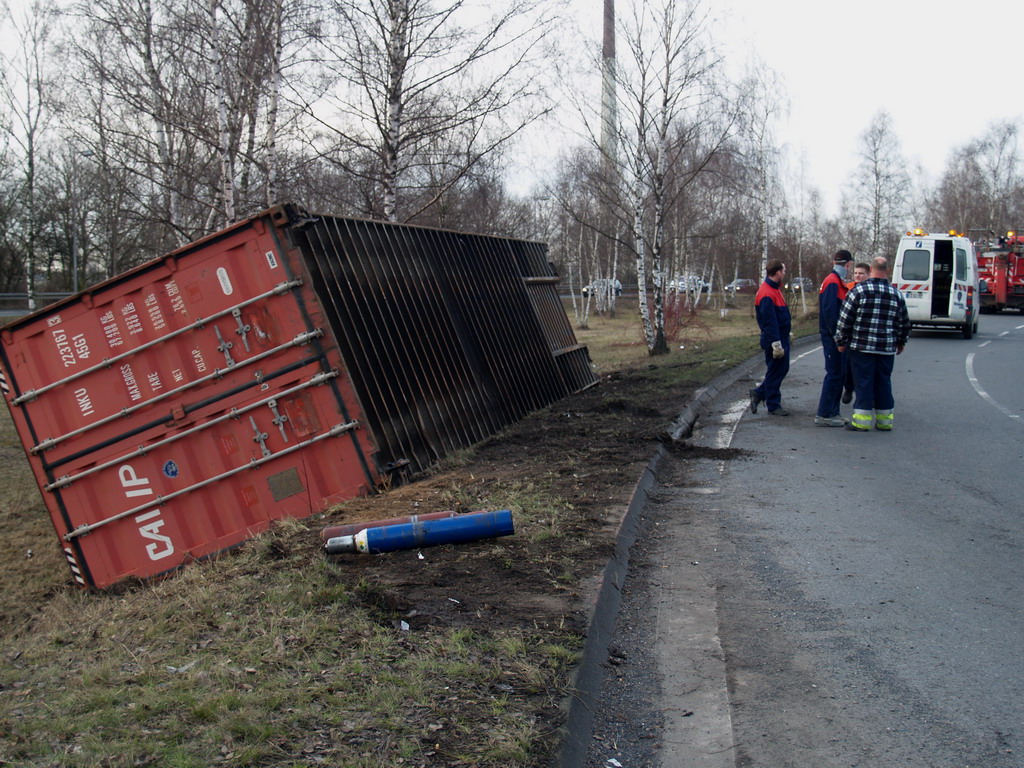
xmin=898 ymin=243 xmax=933 ymax=320
xmin=931 ymin=239 xmax=954 ymax=318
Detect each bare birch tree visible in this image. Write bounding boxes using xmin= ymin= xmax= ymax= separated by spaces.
xmin=966 ymin=120 xmax=1021 ymax=232
xmin=736 ymin=62 xmax=786 ymax=281
xmin=849 ymin=110 xmax=909 ymax=257
xmin=0 ymin=0 xmax=58 ymax=309
xmin=782 ymin=149 xmax=825 ymax=316
xmin=605 ymin=0 xmax=724 ymax=354
xmin=312 ymin=0 xmax=559 ymax=223
xmin=65 ymin=0 xmax=315 ymax=247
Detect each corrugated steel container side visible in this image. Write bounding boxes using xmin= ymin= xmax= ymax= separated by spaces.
xmin=291 ymin=214 xmax=596 ymax=475
xmin=0 ymin=208 xmax=380 ymax=589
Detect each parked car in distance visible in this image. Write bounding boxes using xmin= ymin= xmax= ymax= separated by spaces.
xmin=581 ymin=278 xmax=622 ymax=297
xmin=670 ymin=275 xmax=710 ymax=293
xmin=723 ymin=278 xmax=757 ymax=294
xmin=786 ymin=277 xmax=814 ymax=292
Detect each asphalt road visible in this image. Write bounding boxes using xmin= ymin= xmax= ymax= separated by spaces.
xmin=585 ymin=313 xmax=1024 ymax=768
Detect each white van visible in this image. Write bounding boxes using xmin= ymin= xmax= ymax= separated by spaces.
xmin=892 ymin=230 xmax=980 ymax=339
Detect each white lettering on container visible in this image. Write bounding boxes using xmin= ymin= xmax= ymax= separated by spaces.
xmin=217 ymin=267 xmax=234 ymax=296
xmin=191 ymin=349 xmax=207 ymax=373
xmin=72 ymin=333 xmax=90 ymax=360
xmin=75 ymin=387 xmax=95 ymax=416
xmin=100 ymin=311 xmax=124 ymax=348
xmin=165 ymin=280 xmax=186 ymax=314
xmin=134 ymin=510 xmax=174 ymax=560
xmin=265 ymin=250 xmax=279 ymax=269
xmin=118 ymin=464 xmax=153 ymax=497
xmin=122 ymin=302 xmax=144 ymax=336
xmin=144 ymin=293 xmax=166 ymax=331
xmin=121 ymin=363 xmax=142 ymax=402
xmin=147 ymin=371 xmax=163 ymax=392
xmin=118 ymin=467 xmax=174 ymax=561
xmin=171 ymin=368 xmax=185 ymax=383
xmin=52 ymin=328 xmax=75 ymax=368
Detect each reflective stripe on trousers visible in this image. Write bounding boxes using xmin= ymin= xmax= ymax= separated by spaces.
xmin=875 ymin=409 xmax=893 ymax=430
xmin=851 ymin=409 xmax=874 ymax=431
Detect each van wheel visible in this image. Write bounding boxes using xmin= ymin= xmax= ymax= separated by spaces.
xmin=961 ymin=321 xmax=973 ymax=339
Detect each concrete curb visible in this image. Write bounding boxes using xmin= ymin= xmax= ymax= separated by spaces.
xmin=665 ymin=356 xmax=764 ymax=442
xmin=554 ymin=441 xmax=666 ymax=768
xmin=556 ymin=338 xmax=818 ymax=767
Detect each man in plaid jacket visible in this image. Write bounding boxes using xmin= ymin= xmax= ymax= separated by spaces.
xmin=834 ymin=256 xmax=911 ymax=432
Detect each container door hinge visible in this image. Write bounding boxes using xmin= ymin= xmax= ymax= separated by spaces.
xmin=250 ymin=416 xmax=271 ymax=457
xmin=213 ymin=325 xmax=235 ymax=367
xmin=267 ymin=399 xmax=289 ymax=442
xmin=232 ymin=308 xmax=251 ymax=352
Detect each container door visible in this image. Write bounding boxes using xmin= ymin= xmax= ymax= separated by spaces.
xmin=0 ymin=210 xmax=380 ymax=589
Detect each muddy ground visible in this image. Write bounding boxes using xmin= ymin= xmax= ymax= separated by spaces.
xmin=319 ymin=362 xmax=697 ymax=636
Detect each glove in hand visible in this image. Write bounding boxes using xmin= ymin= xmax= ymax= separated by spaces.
xmin=771 ymin=340 xmax=784 ymax=359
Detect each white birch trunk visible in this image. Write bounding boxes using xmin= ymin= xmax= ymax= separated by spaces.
xmin=651 ymin=198 xmax=665 ymax=350
xmin=265 ymin=0 xmax=283 ymax=207
xmin=209 ymin=0 xmax=235 ymax=224
xmin=609 ymin=234 xmax=619 ymax=316
xmin=633 ymin=173 xmax=654 ymax=348
xmin=649 ymin=104 xmax=670 ymax=353
xmin=142 ymin=0 xmax=181 ymax=242
xmin=383 ymin=0 xmax=408 ymax=222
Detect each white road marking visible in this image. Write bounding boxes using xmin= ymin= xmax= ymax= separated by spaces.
xmin=715 ymin=400 xmax=749 ymax=450
xmin=966 ymin=352 xmax=1020 ymax=421
xmin=795 ymin=345 xmax=822 ymax=362
xmin=725 ymin=346 xmax=821 ymax=463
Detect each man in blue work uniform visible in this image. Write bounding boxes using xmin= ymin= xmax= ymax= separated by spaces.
xmin=814 ymin=249 xmax=854 ymax=426
xmin=749 ymin=259 xmax=792 ymax=416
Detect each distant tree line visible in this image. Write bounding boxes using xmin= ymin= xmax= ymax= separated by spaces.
xmin=2 ymin=0 xmax=1022 ymax=352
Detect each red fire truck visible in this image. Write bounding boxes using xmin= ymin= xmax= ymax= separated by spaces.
xmin=976 ymin=233 xmax=1024 ymax=313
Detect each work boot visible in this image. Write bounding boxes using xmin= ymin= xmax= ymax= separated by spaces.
xmin=814 ymin=415 xmax=845 ymax=427
xmin=768 ymin=407 xmax=790 ymax=417
xmin=748 ymin=387 xmax=762 ymax=414
xmin=875 ymin=410 xmax=893 ymax=431
xmin=849 ymin=409 xmax=874 ymax=431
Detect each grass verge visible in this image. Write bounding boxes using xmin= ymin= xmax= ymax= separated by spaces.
xmin=0 ymin=298 xmax=815 ymax=767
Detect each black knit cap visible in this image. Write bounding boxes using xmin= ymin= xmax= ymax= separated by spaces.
xmin=834 ymin=250 xmax=853 ymax=263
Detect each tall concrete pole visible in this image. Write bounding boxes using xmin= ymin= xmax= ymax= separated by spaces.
xmin=599 ymin=0 xmax=619 ymax=314
xmin=600 ymin=0 xmax=617 ymax=168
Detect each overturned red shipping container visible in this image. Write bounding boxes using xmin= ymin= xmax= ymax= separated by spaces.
xmin=0 ymin=205 xmax=595 ymax=589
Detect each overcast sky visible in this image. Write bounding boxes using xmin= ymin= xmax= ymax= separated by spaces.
xmin=518 ymin=0 xmax=1022 ymax=216
xmin=712 ymin=0 xmax=1022 ymax=214
xmin=4 ymin=0 xmax=1018 ymax=220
